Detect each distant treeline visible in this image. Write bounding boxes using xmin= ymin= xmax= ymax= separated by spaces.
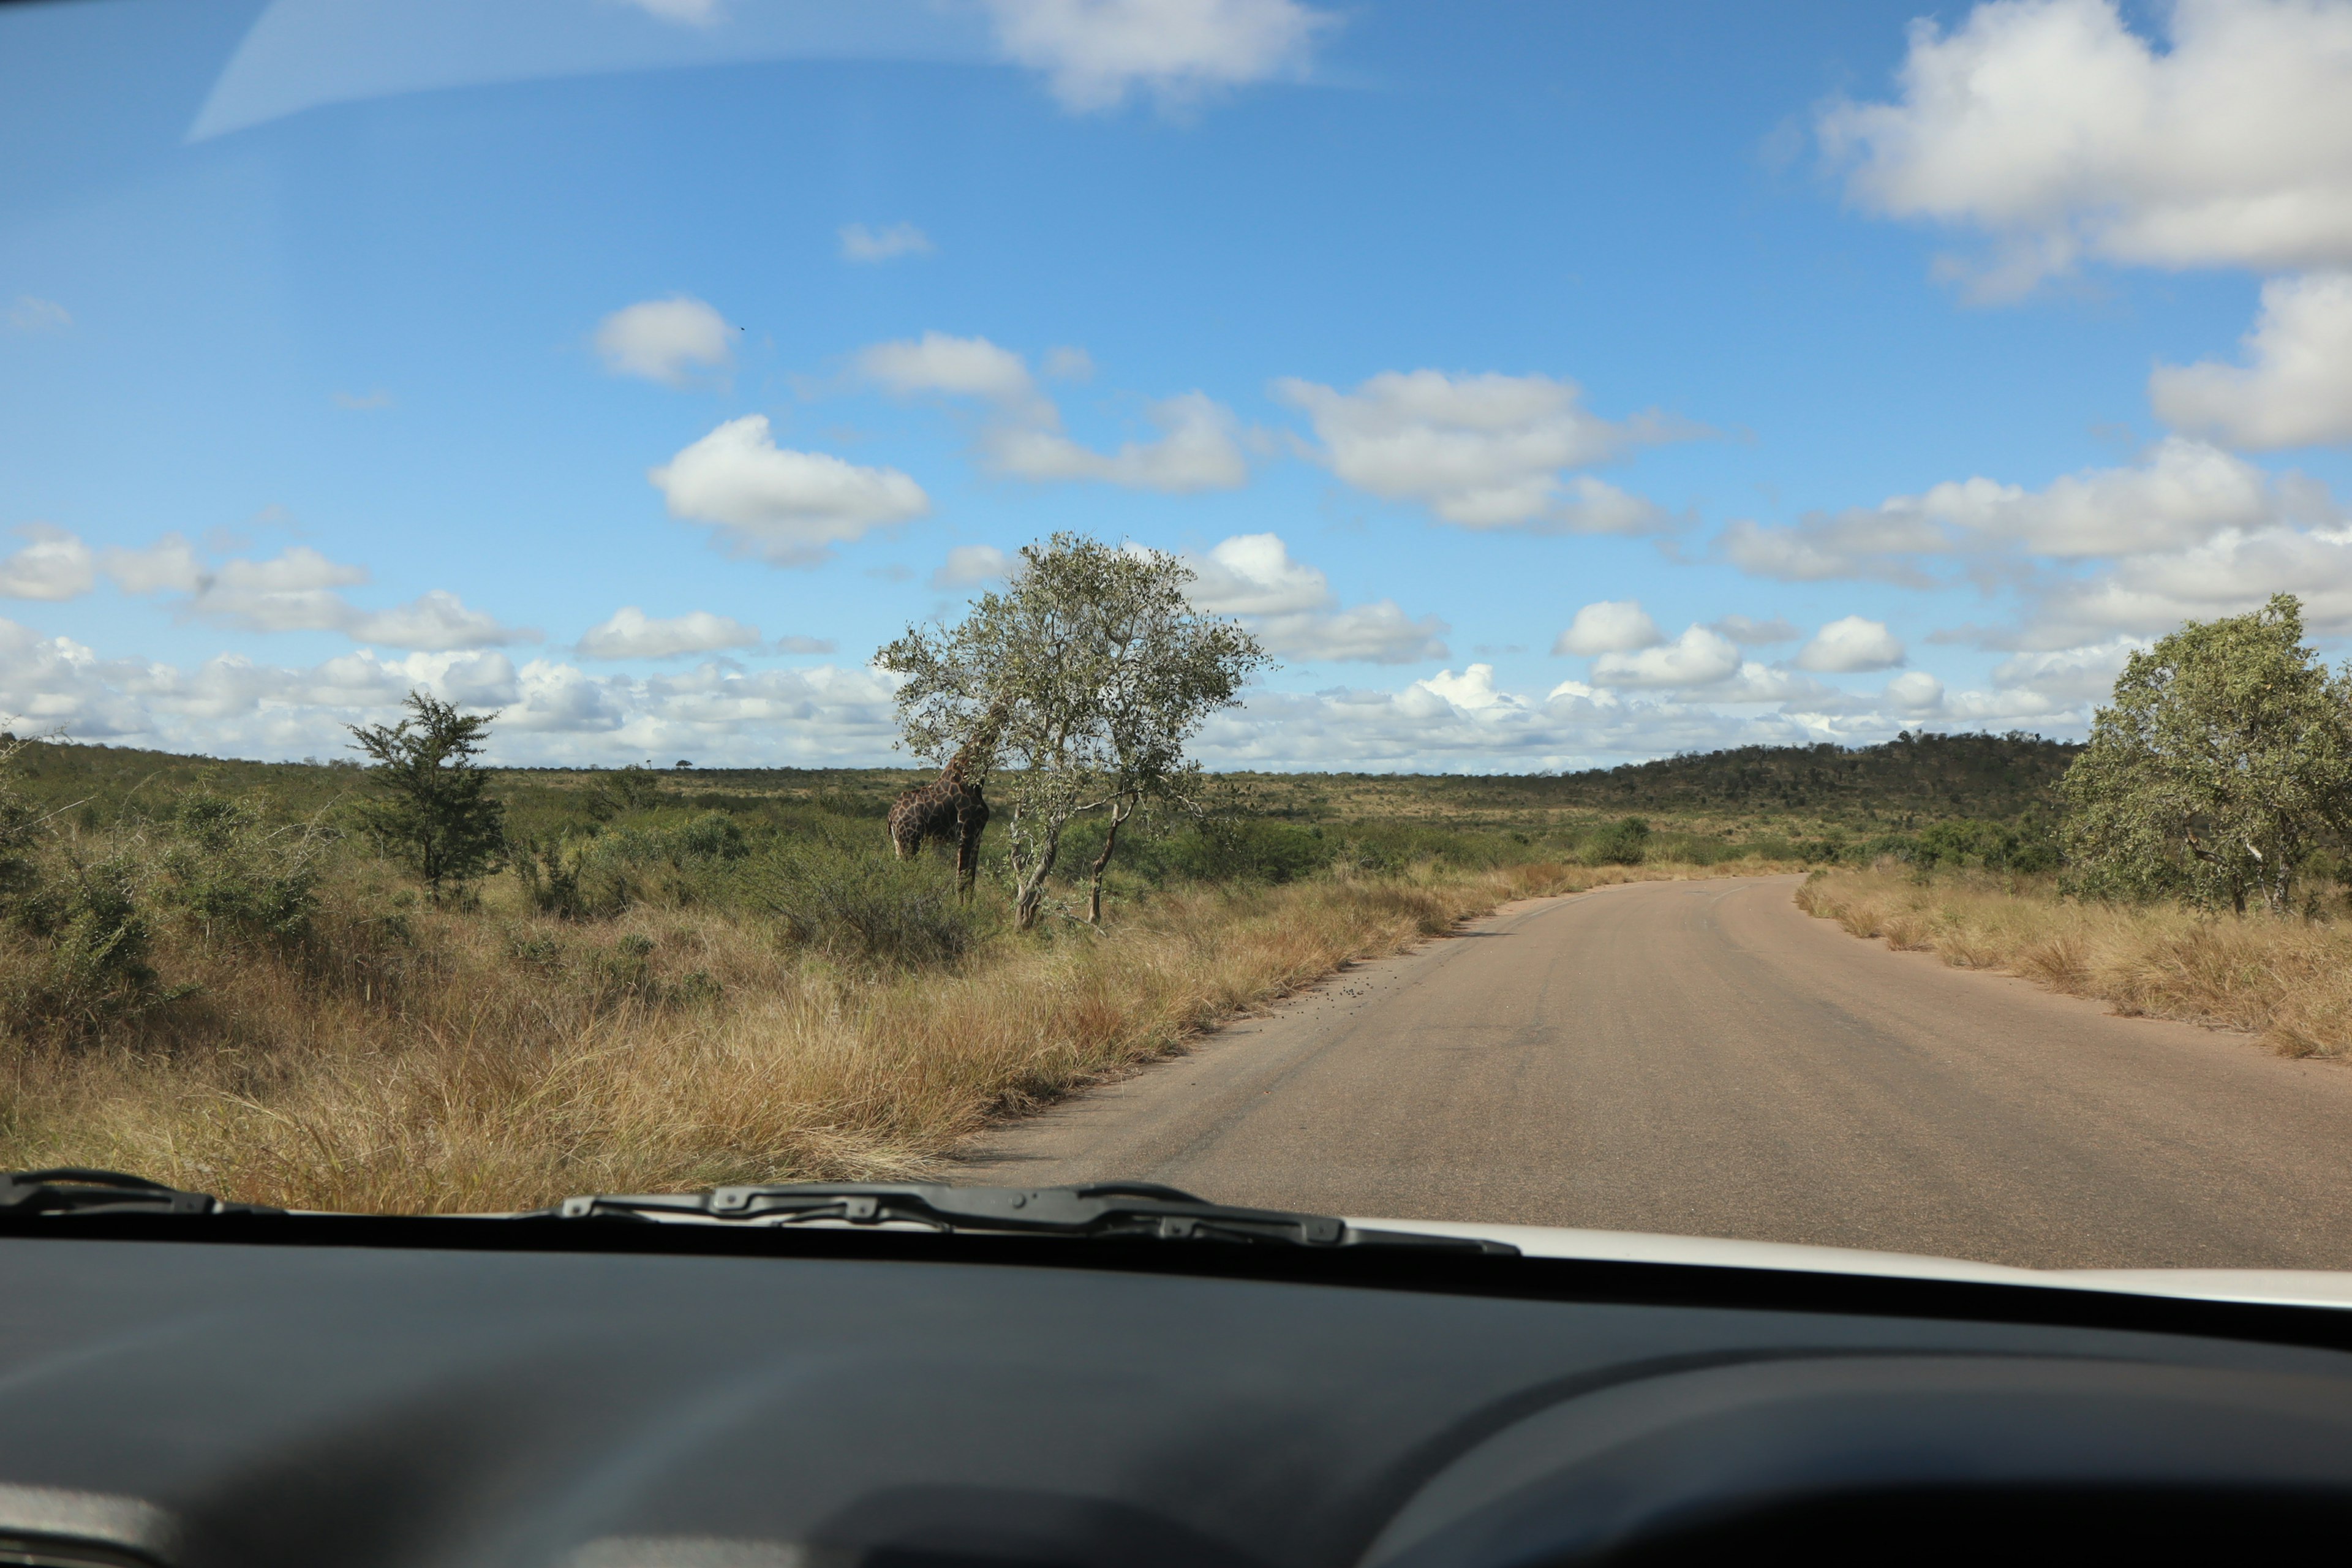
xmin=1506 ymin=731 xmax=2078 ymax=821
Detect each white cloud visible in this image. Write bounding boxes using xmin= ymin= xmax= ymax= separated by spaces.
xmin=1553 ymin=600 xmax=1663 ymax=655
xmin=1883 ymin=671 xmax=1948 ymax=715
xmin=649 ymin=415 xmax=930 ymax=566
xmin=170 ymin=546 xmax=371 ymax=633
xmin=839 ymin=222 xmax=935 ymax=262
xmin=857 ymin=330 xmax=1043 ymax=406
xmin=100 ymin=535 xmax=205 ymax=595
xmin=933 ymin=545 xmax=1013 ymax=587
xmin=2025 ymin=519 xmax=2352 ymax=641
xmin=981 ymin=0 xmax=1333 ymax=112
xmin=97 ymin=536 xmax=532 ymax=649
xmin=856 ymin=333 xmax=1249 ymax=493
xmin=347 ymin=590 xmax=533 ymax=652
xmin=1721 ymin=437 xmax=2300 ymax=582
xmin=987 ymin=391 xmax=1247 ymax=491
xmin=1591 ymin=625 xmax=1743 ymax=688
xmin=1713 ymin=613 xmax=1802 ymax=644
xmin=1042 ymin=345 xmax=1096 ymax=381
xmin=0 ymin=526 xmax=96 ymax=601
xmin=1989 ymin=637 xmax=2145 ymax=701
xmin=594 ymin=295 xmax=734 ymax=386
xmin=1273 ymin=369 xmax=1693 ymax=531
xmin=1819 ymin=0 xmax=2352 ymax=296
xmin=6 ymin=296 xmax=72 ymax=333
xmin=1795 ymin=616 xmax=1907 ymax=673
xmin=2151 ymin=271 xmax=2352 ymax=448
xmin=1181 ymin=532 xmax=1447 ymax=664
xmin=577 ymin=606 xmax=762 ymax=661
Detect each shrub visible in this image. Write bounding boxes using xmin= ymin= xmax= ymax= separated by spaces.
xmin=157 ymin=791 xmax=324 ymax=942
xmin=753 ymin=846 xmax=981 ymax=970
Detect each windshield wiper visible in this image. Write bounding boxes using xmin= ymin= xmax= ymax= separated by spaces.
xmin=0 ymin=1167 xmax=284 ymax=1217
xmin=538 ymin=1181 xmax=1518 ymax=1254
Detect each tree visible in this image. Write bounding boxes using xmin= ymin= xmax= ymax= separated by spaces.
xmin=347 ymin=691 xmax=508 ymax=902
xmin=2060 ymin=594 xmax=2352 ymax=914
xmin=878 ymin=533 xmax=1268 ymax=930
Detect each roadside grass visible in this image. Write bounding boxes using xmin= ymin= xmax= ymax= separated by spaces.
xmin=1 ymin=858 xmax=1774 ymax=1213
xmin=1796 ymin=867 xmax=2352 ymax=1058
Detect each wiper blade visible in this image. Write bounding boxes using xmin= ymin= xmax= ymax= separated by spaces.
xmin=538 ymin=1181 xmax=1518 ymax=1254
xmin=0 ymin=1167 xmax=283 ymax=1217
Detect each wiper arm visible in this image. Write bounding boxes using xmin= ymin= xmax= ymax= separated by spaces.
xmin=540 ymin=1181 xmax=1518 ymax=1254
xmin=0 ymin=1167 xmax=284 ymax=1217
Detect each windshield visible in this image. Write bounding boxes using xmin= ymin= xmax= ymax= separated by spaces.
xmin=3 ymin=0 xmax=2350 ymax=1275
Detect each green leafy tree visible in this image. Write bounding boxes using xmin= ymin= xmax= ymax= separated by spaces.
xmin=878 ymin=533 xmax=1269 ymax=930
xmin=2060 ymin=594 xmax=2352 ymax=914
xmin=347 ymin=691 xmax=508 ymax=902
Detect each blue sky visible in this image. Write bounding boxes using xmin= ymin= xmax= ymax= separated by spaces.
xmin=3 ymin=0 xmax=2350 ymax=769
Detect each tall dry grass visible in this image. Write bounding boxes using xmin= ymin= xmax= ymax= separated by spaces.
xmin=2 ymin=859 xmax=1732 ymax=1212
xmin=1796 ymin=867 xmax=2352 ymax=1058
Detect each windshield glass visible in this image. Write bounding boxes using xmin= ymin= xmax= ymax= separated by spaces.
xmin=4 ymin=0 xmax=2351 ymax=1273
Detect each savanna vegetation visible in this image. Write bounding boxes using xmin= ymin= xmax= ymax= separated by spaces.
xmin=1799 ymin=595 xmax=2352 ymax=1057
xmin=8 ymin=545 xmax=2339 ymax=1207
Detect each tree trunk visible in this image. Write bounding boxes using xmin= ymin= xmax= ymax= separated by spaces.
xmin=1013 ymin=821 xmax=1064 ymax=932
xmin=1087 ymin=797 xmax=1131 ymax=925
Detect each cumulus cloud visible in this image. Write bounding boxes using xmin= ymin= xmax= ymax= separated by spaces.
xmin=933 ymin=545 xmax=1013 ymax=587
xmin=576 ymin=606 xmax=761 ymax=661
xmin=1882 ymin=671 xmax=1948 ymax=715
xmin=855 ymin=332 xmax=1249 ymax=492
xmin=856 ymin=331 xmax=1038 ymax=404
xmin=839 ymin=222 xmax=934 ymax=262
xmin=1819 ymin=0 xmax=2352 ymax=297
xmin=1553 ymin=600 xmax=1663 ymax=655
xmin=981 ymin=0 xmax=1333 ymax=112
xmin=1182 ymin=533 xmax=1447 ymax=664
xmin=1795 ymin=616 xmax=1906 ymax=673
xmin=1591 ymin=625 xmax=1743 ymax=689
xmin=594 ymin=295 xmax=734 ymax=386
xmin=347 ymin=590 xmax=531 ymax=652
xmin=1273 ymin=369 xmax=1695 ymax=531
xmin=2151 ymin=271 xmax=2352 ymax=448
xmin=95 ymin=535 xmax=532 ymax=649
xmin=1720 ymin=437 xmax=2301 ymax=582
xmin=2024 ymin=518 xmax=2352 ymax=642
xmin=987 ymin=391 xmax=1248 ymax=491
xmin=7 ymin=296 xmax=72 ymax=333
xmin=1712 ymin=613 xmax=1802 ymax=644
xmin=1989 ymin=638 xmax=2146 ymax=701
xmin=0 ymin=526 xmax=96 ymax=601
xmin=99 ymin=535 xmax=205 ymax=595
xmin=649 ymin=415 xmax=930 ymax=566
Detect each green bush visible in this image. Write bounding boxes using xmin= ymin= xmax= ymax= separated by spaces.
xmin=157 ymin=791 xmax=323 ymax=942
xmin=753 ymin=846 xmax=981 ymax=969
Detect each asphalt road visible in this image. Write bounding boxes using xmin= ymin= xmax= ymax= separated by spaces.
xmin=958 ymin=875 xmax=2352 ymax=1270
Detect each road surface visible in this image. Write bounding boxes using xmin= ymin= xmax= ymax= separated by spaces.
xmin=957 ymin=875 xmax=2352 ymax=1270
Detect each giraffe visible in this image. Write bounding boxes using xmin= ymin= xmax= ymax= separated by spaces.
xmin=886 ymin=704 xmax=1005 ymax=901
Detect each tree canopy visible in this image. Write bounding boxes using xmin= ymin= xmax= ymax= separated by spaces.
xmin=878 ymin=533 xmax=1268 ymax=929
xmin=348 ymin=691 xmax=508 ymax=901
xmin=2060 ymin=594 xmax=2352 ymax=914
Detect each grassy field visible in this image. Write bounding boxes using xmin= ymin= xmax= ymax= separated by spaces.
xmin=1797 ymin=868 xmax=2352 ymax=1058
xmin=1 ymin=734 xmax=1871 ymax=1210
xmin=45 ymin=723 xmax=2336 ymax=1208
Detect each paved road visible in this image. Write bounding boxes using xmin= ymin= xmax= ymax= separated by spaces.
xmin=958 ymin=875 xmax=2352 ymax=1270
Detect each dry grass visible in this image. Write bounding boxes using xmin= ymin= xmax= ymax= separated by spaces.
xmin=1796 ymin=867 xmax=2352 ymax=1058
xmin=1 ymin=859 xmax=1746 ymax=1212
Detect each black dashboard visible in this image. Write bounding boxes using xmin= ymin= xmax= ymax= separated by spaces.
xmin=5 ymin=1223 xmax=2352 ymax=1566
